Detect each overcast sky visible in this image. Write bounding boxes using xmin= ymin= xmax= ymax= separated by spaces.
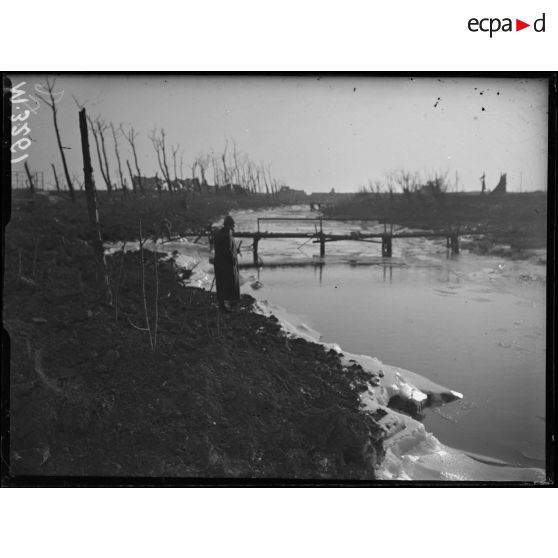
xmin=9 ymin=74 xmax=549 ymax=193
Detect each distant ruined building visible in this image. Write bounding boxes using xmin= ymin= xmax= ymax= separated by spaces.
xmin=277 ymin=185 xmax=307 ymax=204
xmin=491 ymin=173 xmax=507 ymax=195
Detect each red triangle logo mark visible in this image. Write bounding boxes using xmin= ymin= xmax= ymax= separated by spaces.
xmin=516 ymin=19 xmax=530 ymax=31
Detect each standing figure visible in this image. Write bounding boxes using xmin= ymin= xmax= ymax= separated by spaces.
xmin=213 ymin=215 xmax=240 ymax=311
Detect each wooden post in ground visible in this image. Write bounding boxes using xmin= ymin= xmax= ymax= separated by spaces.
xmin=382 ymin=234 xmax=392 ymax=257
xmin=253 ymin=235 xmax=260 ymax=266
xmin=24 ymin=161 xmax=35 ymax=197
xmin=79 ymin=107 xmax=112 ymax=305
xmin=319 ymin=233 xmax=326 ymax=258
xmin=450 ymin=234 xmax=459 ymax=255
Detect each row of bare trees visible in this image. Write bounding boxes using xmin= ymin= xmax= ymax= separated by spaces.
xmin=360 ymin=169 xmax=453 ymax=197
xmin=146 ymin=131 xmax=284 ymax=196
xmin=197 ymin=138 xmax=284 ymax=195
xmin=86 ymin=115 xmax=147 ymax=194
xmin=28 ymin=77 xmax=286 ymax=198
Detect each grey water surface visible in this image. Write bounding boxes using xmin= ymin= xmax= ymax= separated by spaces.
xmin=229 ymin=206 xmax=546 ymax=468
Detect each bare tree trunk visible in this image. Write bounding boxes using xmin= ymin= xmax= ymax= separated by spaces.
xmin=52 ymin=108 xmax=74 ymax=201
xmin=255 ymin=168 xmax=262 ymax=193
xmin=123 ymin=126 xmax=144 ymax=194
xmin=150 ymin=129 xmax=173 ymax=192
xmin=88 ymin=116 xmax=111 ymax=193
xmin=261 ymin=163 xmax=270 ymax=195
xmin=154 ymin=172 xmax=162 ymax=196
xmin=51 ymin=163 xmax=60 ymax=191
xmin=221 ymin=140 xmax=229 ymax=185
xmin=52 ymin=101 xmax=74 ymax=198
xmin=212 ymin=156 xmax=220 ymax=192
xmin=98 ymin=121 xmax=113 ymax=192
xmin=232 ymin=139 xmax=240 ymax=186
xmin=160 ymin=130 xmax=173 ymax=192
xmin=126 ymin=159 xmax=136 ymax=192
xmin=34 ymin=78 xmax=75 ymax=200
xmin=190 ymin=161 xmax=199 ymax=196
xmin=172 ymin=144 xmax=179 ymax=186
xmin=24 ymin=161 xmax=35 ymax=197
xmin=110 ymin=122 xmax=125 ymax=191
xmin=152 ymin=141 xmax=166 ymax=193
xmin=79 ymin=108 xmax=112 ymax=306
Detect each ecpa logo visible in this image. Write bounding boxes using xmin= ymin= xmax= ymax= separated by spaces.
xmin=468 ymin=13 xmax=546 ymax=37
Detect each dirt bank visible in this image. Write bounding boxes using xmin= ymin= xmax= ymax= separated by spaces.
xmin=3 ymin=191 xmax=384 ymax=481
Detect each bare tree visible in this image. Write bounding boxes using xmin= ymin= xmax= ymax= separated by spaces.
xmin=231 ymin=139 xmax=241 ymax=186
xmin=221 ymin=140 xmax=230 ymax=186
xmin=244 ymin=159 xmax=256 ymax=194
xmin=171 ymin=143 xmax=180 ymax=186
xmin=265 ymin=164 xmax=276 ymax=196
xmin=390 ymin=169 xmax=420 ymax=196
xmin=126 ymin=159 xmax=136 ymax=192
xmin=195 ymin=153 xmax=210 ymax=187
xmin=210 ymin=152 xmax=221 ymax=190
xmin=255 ymin=165 xmax=262 ymax=193
xmin=34 ymin=77 xmax=75 ymax=201
xmin=78 ymin=107 xmax=112 ymax=305
xmin=110 ymin=122 xmax=125 ymax=191
xmin=149 ymin=128 xmax=173 ymax=192
xmin=88 ymin=116 xmax=112 ymax=193
xmin=122 ymin=125 xmax=145 ymax=194
xmin=424 ymin=170 xmax=449 ymax=197
xmin=97 ymin=119 xmax=113 ymax=191
xmin=51 ymin=163 xmax=60 ymax=192
xmin=189 ymin=161 xmax=197 ymax=183
xmin=159 ymin=130 xmax=173 ymax=192
xmin=24 ymin=161 xmax=35 ymax=197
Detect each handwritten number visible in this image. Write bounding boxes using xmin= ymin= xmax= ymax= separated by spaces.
xmin=11 ymin=110 xmax=30 ymax=122
xmin=12 ymin=123 xmax=31 ymax=137
xmin=11 ymin=137 xmax=31 ymax=152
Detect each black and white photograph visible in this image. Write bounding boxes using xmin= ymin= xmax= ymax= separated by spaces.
xmin=1 ymin=73 xmax=554 ymax=484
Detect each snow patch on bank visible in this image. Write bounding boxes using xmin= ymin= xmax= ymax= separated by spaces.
xmin=252 ymin=299 xmax=544 ymax=482
xmin=252 ymin=299 xmax=460 ymax=413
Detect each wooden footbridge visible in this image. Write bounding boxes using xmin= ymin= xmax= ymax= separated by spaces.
xmin=218 ymin=217 xmax=487 ymax=266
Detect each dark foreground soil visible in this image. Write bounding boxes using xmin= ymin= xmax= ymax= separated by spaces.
xmin=3 ymin=191 xmax=384 ymax=481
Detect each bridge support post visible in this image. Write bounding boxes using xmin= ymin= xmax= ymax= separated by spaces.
xmin=382 ymin=235 xmax=392 ymax=258
xmin=450 ymin=234 xmax=459 ymax=255
xmin=253 ymin=236 xmax=260 ymax=266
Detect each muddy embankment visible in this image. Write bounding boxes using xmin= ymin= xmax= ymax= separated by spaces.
xmin=5 ymin=191 xmax=388 ymax=480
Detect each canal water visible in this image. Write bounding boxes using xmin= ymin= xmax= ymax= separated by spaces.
xmin=228 ymin=206 xmax=546 ymax=469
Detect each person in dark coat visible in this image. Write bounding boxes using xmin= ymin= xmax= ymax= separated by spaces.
xmin=213 ymin=215 xmax=240 ymax=311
